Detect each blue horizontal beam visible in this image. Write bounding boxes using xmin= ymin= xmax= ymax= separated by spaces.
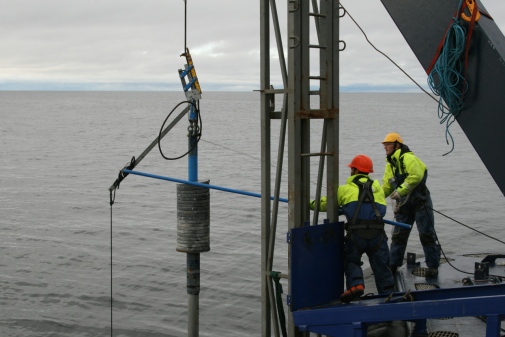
xmin=295 ymin=295 xmax=505 ymax=336
xmin=122 ymin=169 xmax=288 ymax=203
xmin=122 ymin=169 xmax=410 ymax=228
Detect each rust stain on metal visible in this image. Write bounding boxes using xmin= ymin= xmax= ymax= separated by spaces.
xmin=296 ymin=108 xmax=338 ymax=119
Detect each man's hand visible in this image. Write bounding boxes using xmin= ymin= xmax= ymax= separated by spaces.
xmin=393 ymin=202 xmax=400 ymax=214
xmin=390 ymin=190 xmax=401 ymax=201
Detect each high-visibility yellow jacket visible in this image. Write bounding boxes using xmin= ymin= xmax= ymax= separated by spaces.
xmin=382 ymin=146 xmax=428 ymax=198
xmin=310 ymin=174 xmax=386 ymax=222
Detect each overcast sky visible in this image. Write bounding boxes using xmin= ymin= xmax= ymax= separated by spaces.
xmin=1 ymin=0 xmax=504 ymax=91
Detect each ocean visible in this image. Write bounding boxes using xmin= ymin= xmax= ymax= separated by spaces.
xmin=1 ymin=91 xmax=504 ymax=337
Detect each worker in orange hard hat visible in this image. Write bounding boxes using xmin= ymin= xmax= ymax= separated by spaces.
xmin=347 ymin=154 xmax=374 ymax=173
xmin=310 ymin=154 xmax=394 ymax=303
xmin=381 ymin=132 xmax=440 ymax=277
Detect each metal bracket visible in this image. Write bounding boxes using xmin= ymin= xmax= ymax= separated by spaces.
xmin=289 ymin=36 xmax=300 ymax=48
xmin=475 ymin=262 xmax=489 ymax=281
xmin=407 ymin=252 xmax=419 ymax=266
xmin=288 ymin=0 xmax=299 ymax=12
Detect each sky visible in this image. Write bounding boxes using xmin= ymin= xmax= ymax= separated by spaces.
xmin=1 ymin=0 xmax=504 ymax=92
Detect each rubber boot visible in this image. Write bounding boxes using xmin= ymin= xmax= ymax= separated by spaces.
xmin=340 ymin=284 xmax=364 ymax=304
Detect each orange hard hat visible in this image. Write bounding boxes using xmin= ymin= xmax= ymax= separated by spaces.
xmin=347 ymin=154 xmax=374 ymax=173
xmin=382 ymin=132 xmax=403 ymax=144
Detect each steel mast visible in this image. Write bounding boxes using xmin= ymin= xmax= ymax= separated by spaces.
xmin=260 ymin=1 xmax=340 ymax=336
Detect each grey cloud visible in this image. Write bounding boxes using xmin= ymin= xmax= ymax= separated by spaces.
xmin=1 ymin=0 xmax=504 ymax=91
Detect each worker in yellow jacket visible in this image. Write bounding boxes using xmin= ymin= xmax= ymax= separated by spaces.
xmin=381 ymin=132 xmax=440 ymax=277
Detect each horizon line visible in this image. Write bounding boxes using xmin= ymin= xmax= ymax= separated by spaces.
xmin=0 ymin=81 xmax=429 ymax=93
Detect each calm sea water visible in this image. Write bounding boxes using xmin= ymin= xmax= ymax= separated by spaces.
xmin=1 ymin=91 xmax=504 ymax=336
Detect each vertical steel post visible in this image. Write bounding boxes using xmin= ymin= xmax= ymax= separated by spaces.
xmin=319 ymin=2 xmax=340 ymax=227
xmin=286 ymin=1 xmax=340 ymax=336
xmin=322 ymin=0 xmax=343 ymax=297
xmin=260 ymin=0 xmax=272 ymax=335
xmin=287 ymin=1 xmax=310 ymax=336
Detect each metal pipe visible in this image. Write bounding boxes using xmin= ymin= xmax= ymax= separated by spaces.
xmin=384 ymin=219 xmax=411 ymax=229
xmin=265 ymin=3 xmax=290 ymax=333
xmin=122 ymin=169 xmax=289 ymax=203
xmin=188 ymin=100 xmax=198 ymax=182
xmin=124 ymin=169 xmax=410 ymax=230
xmin=267 ymin=277 xmax=281 ymax=337
xmin=312 ymin=120 xmax=327 ymax=226
xmin=187 ymin=253 xmax=200 ymax=337
xmin=187 ymin=97 xmax=199 ymax=337
xmin=108 ymin=106 xmax=189 ymax=192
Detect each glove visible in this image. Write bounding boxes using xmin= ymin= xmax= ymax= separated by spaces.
xmin=309 ymin=199 xmax=316 ymax=210
xmin=393 ymin=202 xmax=400 ymax=214
xmin=390 ymin=190 xmax=401 ymax=201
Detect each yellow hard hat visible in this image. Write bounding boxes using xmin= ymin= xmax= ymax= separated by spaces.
xmin=382 ymin=132 xmax=403 ymax=144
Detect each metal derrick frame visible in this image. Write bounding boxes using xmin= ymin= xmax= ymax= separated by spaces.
xmin=259 ymin=1 xmax=505 ymax=337
xmin=259 ymin=0 xmax=340 ymax=336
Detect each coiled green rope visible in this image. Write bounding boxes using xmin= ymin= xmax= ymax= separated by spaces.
xmin=427 ymin=1 xmax=468 ymax=155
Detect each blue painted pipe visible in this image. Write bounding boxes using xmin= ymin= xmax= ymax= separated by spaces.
xmin=188 ymin=101 xmax=198 ymax=182
xmin=384 ymin=219 xmax=411 ymax=229
xmin=122 ymin=169 xmax=289 ymax=203
xmin=122 ymin=169 xmax=410 ymax=229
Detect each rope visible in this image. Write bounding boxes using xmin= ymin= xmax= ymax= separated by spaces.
xmin=200 ymin=139 xmax=265 ymax=163
xmin=428 ymin=205 xmax=505 ymax=246
xmin=184 ymin=0 xmax=187 ymax=52
xmin=427 ymin=0 xmax=469 ymax=156
xmin=270 ymin=271 xmax=287 ymax=337
xmin=339 ymin=3 xmax=447 ymax=109
xmin=427 ymin=24 xmax=467 ymax=153
xmin=341 ymin=2 xmax=478 ymax=157
xmin=199 ymin=140 xmax=326 ymax=190
xmin=422 ymin=203 xmax=504 ymax=280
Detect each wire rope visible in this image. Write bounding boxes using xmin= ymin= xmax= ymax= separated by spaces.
xmin=200 ymin=139 xmax=263 ymax=163
xmin=422 ymin=203 xmax=504 ymax=280
xmin=428 ymin=205 xmax=505 ymax=246
xmin=200 ymin=139 xmax=330 ymax=191
xmin=184 ymin=0 xmax=187 ymax=52
xmin=340 ymin=3 xmax=448 ymax=110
